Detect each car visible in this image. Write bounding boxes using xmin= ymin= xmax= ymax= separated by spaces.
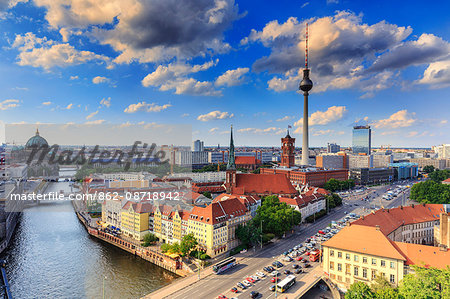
xmin=256 ymin=272 xmax=265 ymax=278
xmin=251 ymin=275 xmax=259 ymax=281
xmin=296 ymin=256 xmax=303 ymax=261
xmin=231 ymin=287 xmax=238 ymax=293
xmin=250 ymin=291 xmax=259 ymax=298
xmin=304 ymin=263 xmax=311 ymax=268
xmin=294 ymin=268 xmax=303 ymax=274
xmin=283 ymin=270 xmax=291 ymax=275
xmin=237 ymin=282 xmax=246 ymax=289
xmin=301 ymin=259 xmax=307 ymax=263
xmin=246 ymin=277 xmax=255 ymax=283
xmin=263 ymin=266 xmax=270 ymax=272
xmin=271 ymin=277 xmax=280 ymax=283
xmin=242 ymin=280 xmax=251 ymax=287
xmin=217 ymin=295 xmax=227 ymax=299
xmin=292 ymin=264 xmax=299 ymax=269
xmin=305 ymin=251 xmax=310 ymax=256
xmin=269 ymin=285 xmax=276 ymax=292
xmin=283 ymin=251 xmax=288 ymax=256
xmin=271 ymin=271 xmax=280 ymax=276
xmin=283 ymin=256 xmax=292 ymax=262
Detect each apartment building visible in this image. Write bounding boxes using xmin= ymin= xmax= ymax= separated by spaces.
xmin=120 ymin=201 xmax=154 ymax=241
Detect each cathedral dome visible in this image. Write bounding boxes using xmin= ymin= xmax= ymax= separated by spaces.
xmin=25 ymin=129 xmax=49 ymax=149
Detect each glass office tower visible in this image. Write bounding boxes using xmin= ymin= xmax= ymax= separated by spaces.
xmin=352 ymin=125 xmax=371 ymax=155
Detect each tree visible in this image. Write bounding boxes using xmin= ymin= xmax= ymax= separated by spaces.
xmin=180 ymin=233 xmax=198 ymax=256
xmin=345 ymin=281 xmax=375 ymax=299
xmin=370 ymin=275 xmax=392 ymax=294
xmin=141 ymin=233 xmax=158 ymax=247
xmin=410 ymin=180 xmax=450 ymax=204
xmin=375 ymin=288 xmax=399 ymax=299
xmin=202 ymin=191 xmax=212 ymax=199
xmin=423 ymin=165 xmax=435 ymax=173
xmin=399 ymin=266 xmax=450 ymax=299
xmin=161 ymin=243 xmax=171 ymax=253
xmin=324 ymin=178 xmax=355 ymax=192
xmin=429 ymin=169 xmax=450 ymax=183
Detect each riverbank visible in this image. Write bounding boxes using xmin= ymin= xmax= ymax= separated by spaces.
xmin=72 ymin=200 xmax=191 ymax=277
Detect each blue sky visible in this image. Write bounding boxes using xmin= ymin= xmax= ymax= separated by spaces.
xmin=0 ymin=0 xmax=449 ymax=147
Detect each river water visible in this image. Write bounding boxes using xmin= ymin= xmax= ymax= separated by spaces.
xmin=1 ymin=181 xmax=177 ymax=299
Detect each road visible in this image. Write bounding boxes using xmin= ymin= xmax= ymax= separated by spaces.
xmin=155 ymin=182 xmax=416 ymax=299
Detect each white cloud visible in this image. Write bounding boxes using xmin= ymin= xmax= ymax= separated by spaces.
xmin=417 ymin=59 xmax=450 ymax=88
xmin=42 ymin=101 xmax=52 ymax=106
xmin=0 ymin=99 xmax=20 ymax=110
xmin=372 ymin=110 xmax=416 ymax=129
xmin=209 ymin=127 xmax=219 ymax=133
xmin=100 ymin=97 xmax=111 ymax=108
xmin=92 ymin=76 xmax=110 ymax=84
xmin=66 ymin=103 xmax=73 ymax=110
xmin=86 ymin=110 xmax=98 ymax=120
xmin=215 ymin=67 xmax=249 ymax=87
xmin=181 ymin=113 xmax=189 ymax=117
xmin=301 ymin=2 xmax=309 ymax=8
xmin=197 ymin=111 xmax=234 ymax=122
xmin=12 ymin=32 xmax=110 ymax=70
xmin=85 ymin=119 xmax=105 ymax=125
xmin=312 ymin=129 xmax=333 ymax=136
xmin=70 ymin=75 xmax=79 ymax=80
xmin=124 ymin=102 xmax=172 ymax=113
xmin=276 ymin=116 xmax=292 ymax=122
xmin=294 ymin=106 xmax=347 ymax=127
xmin=441 ymin=120 xmax=448 ymax=125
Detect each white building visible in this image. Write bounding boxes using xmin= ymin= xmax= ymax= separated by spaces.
xmin=372 ymin=154 xmax=394 ymax=168
xmin=348 ymin=154 xmax=373 ymax=169
xmin=192 ymin=140 xmax=204 ymax=152
xmin=168 ymin=171 xmax=226 ymax=182
xmin=174 ymin=151 xmax=208 ymax=166
xmin=434 ymin=144 xmax=450 ymax=159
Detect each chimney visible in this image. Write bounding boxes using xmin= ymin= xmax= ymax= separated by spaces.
xmin=375 ymin=225 xmax=380 ymax=231
xmin=400 ymin=205 xmax=403 ymax=210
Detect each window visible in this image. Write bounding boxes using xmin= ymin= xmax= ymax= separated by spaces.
xmin=390 ymin=261 xmax=395 ymax=269
xmin=372 ymin=258 xmax=377 ymax=265
xmin=363 ymin=257 xmax=368 ymax=264
xmin=363 ymin=268 xmax=367 ymax=278
xmin=354 ymin=266 xmax=359 ymax=276
xmin=354 ymin=255 xmax=359 ymax=262
xmin=330 ymin=250 xmax=334 ymax=257
xmin=371 ymin=270 xmax=377 ymax=279
xmin=338 ymin=252 xmax=342 ymax=258
xmin=337 ymin=275 xmax=342 ymax=281
xmin=345 ymin=253 xmax=350 ymax=260
xmin=330 ymin=262 xmax=334 ymax=270
xmin=345 ymin=264 xmax=351 ymax=275
xmin=381 ymin=260 xmax=386 ymax=267
xmin=390 ymin=274 xmax=395 ymax=284
xmin=338 ymin=263 xmax=342 ymax=272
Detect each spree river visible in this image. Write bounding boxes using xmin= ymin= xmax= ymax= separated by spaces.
xmin=1 ymin=182 xmax=177 ymax=299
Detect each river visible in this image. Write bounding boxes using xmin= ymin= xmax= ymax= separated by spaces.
xmin=1 ymin=181 xmax=177 ymax=299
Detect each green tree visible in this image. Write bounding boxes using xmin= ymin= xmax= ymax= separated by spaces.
xmin=202 ymin=191 xmax=212 ymax=199
xmin=141 ymin=233 xmax=158 ymax=247
xmin=423 ymin=165 xmax=435 ymax=173
xmin=370 ymin=275 xmax=392 ymax=294
xmin=429 ymin=169 xmax=450 ymax=183
xmin=161 ymin=243 xmax=171 ymax=253
xmin=399 ymin=266 xmax=450 ymax=299
xmin=375 ymin=288 xmax=399 ymax=299
xmin=180 ymin=233 xmax=198 ymax=256
xmin=410 ymin=180 xmax=450 ymax=204
xmin=345 ymin=281 xmax=375 ymax=299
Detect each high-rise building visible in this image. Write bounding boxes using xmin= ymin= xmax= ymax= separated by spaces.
xmin=352 ymin=125 xmax=371 ymax=155
xmin=327 ymin=143 xmax=340 ymax=153
xmin=192 ymin=140 xmax=204 ymax=152
xmin=434 ymin=144 xmax=450 ymax=159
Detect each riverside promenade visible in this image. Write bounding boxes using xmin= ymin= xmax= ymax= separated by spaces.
xmin=72 ymin=200 xmax=191 ymax=277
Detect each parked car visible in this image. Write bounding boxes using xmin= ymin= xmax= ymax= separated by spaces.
xmin=250 ymin=291 xmax=259 ymax=298
xmin=231 ymin=287 xmax=238 ymax=293
xmin=271 ymin=271 xmax=280 ymax=276
xmin=269 ymin=285 xmax=276 ymax=292
xmin=292 ymin=264 xmax=299 ymax=269
xmin=242 ymin=280 xmax=251 ymax=287
xmin=294 ymin=268 xmax=302 ymax=274
xmin=283 ymin=270 xmax=291 ymax=275
xmin=271 ymin=277 xmax=280 ymax=283
xmin=296 ymin=256 xmax=303 ymax=261
xmin=237 ymin=282 xmax=246 ymax=289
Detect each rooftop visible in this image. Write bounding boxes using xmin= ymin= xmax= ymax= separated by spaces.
xmin=392 ymin=242 xmax=450 ymax=270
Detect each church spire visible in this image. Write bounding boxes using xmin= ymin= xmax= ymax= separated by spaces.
xmin=36 ymin=127 xmax=40 ymax=135
xmin=226 ymin=125 xmax=235 ymax=170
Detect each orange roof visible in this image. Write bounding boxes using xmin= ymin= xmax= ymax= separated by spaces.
xmin=233 ymin=173 xmax=297 ymax=195
xmin=235 ymin=156 xmax=261 ymax=165
xmin=121 ymin=201 xmax=154 ymax=214
xmin=213 ymin=193 xmax=260 ymax=207
xmin=352 ymin=204 xmax=444 ymax=235
xmin=322 ymin=224 xmax=406 ymax=261
xmin=392 ymin=242 xmax=450 ymax=269
xmin=278 ymin=193 xmax=324 ymax=208
xmin=189 ymin=197 xmax=247 ymax=224
xmin=443 ymin=178 xmax=450 ymax=183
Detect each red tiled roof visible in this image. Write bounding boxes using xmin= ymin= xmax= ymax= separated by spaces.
xmin=235 ymin=156 xmax=261 ymax=165
xmin=443 ymin=178 xmax=450 ymax=183
xmin=352 ymin=204 xmax=444 ymax=235
xmin=121 ymin=201 xmax=154 ymax=214
xmin=392 ymin=242 xmax=450 ymax=269
xmin=278 ymin=194 xmax=323 ymax=208
xmin=213 ymin=193 xmax=260 ymax=207
xmin=233 ymin=173 xmax=297 ymax=195
xmin=189 ymin=197 xmax=247 ymax=224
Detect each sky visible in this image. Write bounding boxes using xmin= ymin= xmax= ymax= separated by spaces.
xmin=0 ymin=0 xmax=449 ymax=148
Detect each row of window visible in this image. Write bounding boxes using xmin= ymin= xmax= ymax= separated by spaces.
xmin=330 ymin=273 xmax=395 ymax=284
xmin=330 ymin=250 xmax=396 ymax=269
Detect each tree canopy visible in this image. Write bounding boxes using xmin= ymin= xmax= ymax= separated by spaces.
xmin=423 ymin=165 xmax=435 ymax=173
xmin=324 ymin=178 xmax=355 ymax=192
xmin=428 ymin=169 xmax=450 ymax=183
xmin=410 ymin=180 xmax=450 ymax=204
xmin=141 ymin=233 xmax=158 ymax=247
xmin=345 ymin=281 xmax=374 ymax=299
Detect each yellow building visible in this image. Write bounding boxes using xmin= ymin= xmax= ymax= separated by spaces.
xmin=153 ymin=204 xmax=191 ymax=244
xmin=322 ymin=224 xmax=450 ymax=292
xmin=120 ymin=201 xmax=154 ymax=241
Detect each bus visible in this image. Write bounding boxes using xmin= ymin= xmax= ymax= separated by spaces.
xmin=310 ymin=250 xmax=321 ymax=262
xmin=213 ymin=257 xmax=236 ymax=274
xmin=276 ymin=275 xmax=296 ymax=293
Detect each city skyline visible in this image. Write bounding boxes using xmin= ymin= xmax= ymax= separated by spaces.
xmin=0 ymin=0 xmax=449 ymax=147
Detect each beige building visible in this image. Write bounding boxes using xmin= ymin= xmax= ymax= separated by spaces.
xmin=434 ymin=207 xmax=450 ymax=248
xmin=322 ymin=224 xmax=450 ymax=291
xmin=348 ymin=154 xmax=373 ymax=169
xmin=408 ymin=158 xmax=447 ymax=170
xmin=101 ymin=197 xmax=127 ymax=227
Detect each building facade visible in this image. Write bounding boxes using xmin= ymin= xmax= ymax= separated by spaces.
xmin=327 ymin=143 xmax=340 ymax=154
xmin=352 ymin=126 xmax=371 ymax=155
xmin=350 ymin=167 xmax=394 ymax=185
xmin=348 ymin=154 xmax=373 ymax=169
xmin=389 ymin=162 xmax=419 ymax=180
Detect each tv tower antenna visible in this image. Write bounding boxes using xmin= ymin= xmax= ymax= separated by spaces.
xmin=305 ymin=23 xmax=308 ymax=69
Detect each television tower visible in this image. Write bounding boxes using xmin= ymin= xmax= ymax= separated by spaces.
xmin=299 ymin=23 xmax=313 ymax=166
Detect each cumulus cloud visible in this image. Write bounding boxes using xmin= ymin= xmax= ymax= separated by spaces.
xmin=215 ymin=67 xmax=249 ymax=86
xmin=371 ymin=110 xmax=416 ymax=129
xmin=100 ymin=97 xmax=111 ymax=108
xmin=66 ymin=103 xmax=73 ymax=109
xmin=312 ymin=129 xmax=333 ymax=136
xmin=42 ymin=101 xmax=52 ymax=106
xmin=33 ymin=0 xmax=241 ymax=64
xmin=124 ymin=102 xmax=171 ymax=113
xmin=245 ymin=11 xmax=450 ymax=95
xmin=92 ymin=76 xmax=110 ymax=84
xmin=238 ymin=127 xmax=284 ymax=135
xmin=197 ymin=110 xmax=234 ymax=121
xmin=142 ymin=60 xmax=221 ymax=96
xmin=85 ymin=119 xmax=105 ymax=125
xmin=0 ymin=99 xmax=20 ymax=110
xmin=294 ymin=106 xmax=347 ymax=127
xmin=70 ymin=75 xmax=79 ymax=80
xmin=209 ymin=127 xmax=219 ymax=133
xmin=276 ymin=116 xmax=292 ymax=122
xmin=12 ymin=32 xmax=110 ymax=70
xmin=417 ymin=59 xmax=450 ymax=88
xmin=86 ymin=110 xmax=98 ymax=120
